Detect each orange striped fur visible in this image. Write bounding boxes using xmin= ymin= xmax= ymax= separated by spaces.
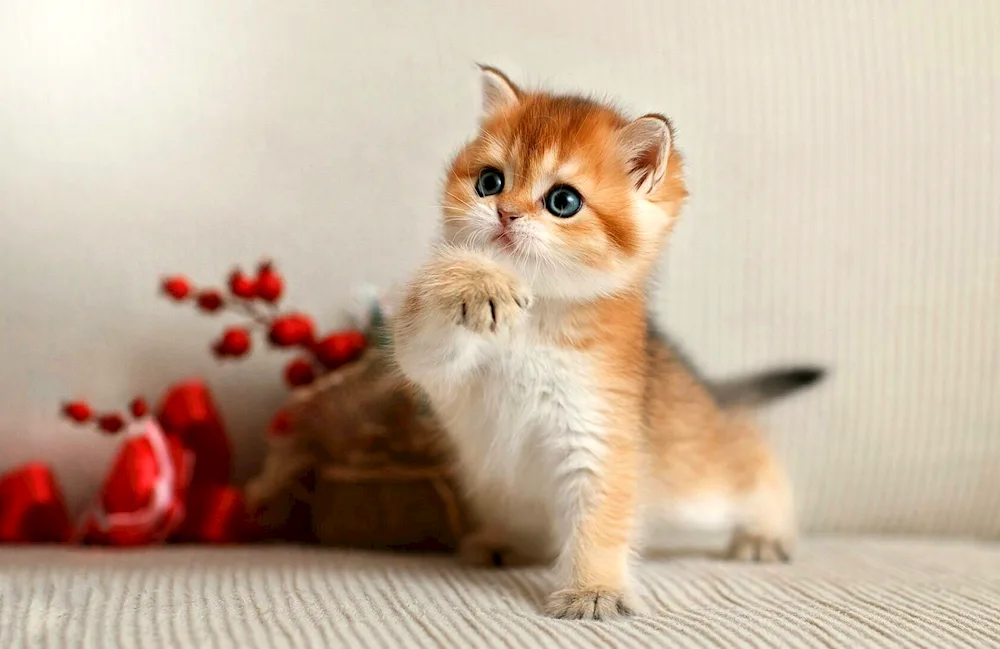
xmin=391 ymin=67 xmax=797 ymax=621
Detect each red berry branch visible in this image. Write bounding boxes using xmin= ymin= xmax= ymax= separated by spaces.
xmin=161 ymin=260 xmax=367 ymax=389
xmin=62 ymin=397 xmax=148 ymax=434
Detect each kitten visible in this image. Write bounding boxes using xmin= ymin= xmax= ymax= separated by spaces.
xmin=391 ymin=66 xmax=823 ymax=620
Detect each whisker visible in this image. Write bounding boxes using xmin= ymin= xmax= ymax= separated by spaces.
xmin=442 ymin=192 xmax=479 ymax=210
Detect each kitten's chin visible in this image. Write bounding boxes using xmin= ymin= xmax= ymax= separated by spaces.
xmin=490 ymin=236 xmax=529 ymax=259
xmin=498 ymin=252 xmax=626 ymax=302
xmin=442 ymin=230 xmax=624 ymax=300
xmin=451 ymin=231 xmax=528 ymax=261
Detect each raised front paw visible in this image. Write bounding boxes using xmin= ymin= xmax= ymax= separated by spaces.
xmin=425 ymin=250 xmax=531 ymax=334
xmin=545 ymin=588 xmax=639 ymax=621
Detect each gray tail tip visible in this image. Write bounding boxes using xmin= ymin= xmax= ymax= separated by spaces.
xmin=711 ymin=364 xmax=828 ymax=409
xmin=782 ymin=366 xmax=827 ymax=388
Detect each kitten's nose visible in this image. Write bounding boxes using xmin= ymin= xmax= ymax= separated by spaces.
xmin=497 ymin=206 xmax=521 ymax=225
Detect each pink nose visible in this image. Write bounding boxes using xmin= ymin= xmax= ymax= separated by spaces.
xmin=497 ymin=207 xmax=521 ymax=225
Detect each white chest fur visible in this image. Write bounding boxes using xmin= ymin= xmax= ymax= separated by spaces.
xmin=429 ymin=321 xmax=607 ymax=552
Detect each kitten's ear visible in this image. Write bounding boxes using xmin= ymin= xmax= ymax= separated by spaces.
xmin=619 ymin=114 xmax=674 ymax=194
xmin=477 ymin=64 xmax=521 ymax=116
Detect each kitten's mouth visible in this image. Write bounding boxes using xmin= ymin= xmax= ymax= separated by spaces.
xmin=492 ymin=230 xmax=515 ymax=250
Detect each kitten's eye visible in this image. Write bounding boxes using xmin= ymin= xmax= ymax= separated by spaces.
xmin=475 ymin=167 xmax=505 ymax=197
xmin=544 ymin=185 xmax=583 ymax=218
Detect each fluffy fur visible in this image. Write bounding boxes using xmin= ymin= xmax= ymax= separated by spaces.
xmin=391 ymin=67 xmax=821 ymax=620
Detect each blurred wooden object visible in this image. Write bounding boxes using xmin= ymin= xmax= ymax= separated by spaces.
xmin=245 ymin=349 xmax=467 ymax=551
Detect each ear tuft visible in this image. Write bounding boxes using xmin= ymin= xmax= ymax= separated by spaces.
xmin=619 ymin=114 xmax=673 ymax=193
xmin=477 ymin=64 xmax=521 ymax=116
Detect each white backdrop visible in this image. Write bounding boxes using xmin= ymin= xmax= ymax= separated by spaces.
xmin=1 ymin=1 xmax=997 ymax=533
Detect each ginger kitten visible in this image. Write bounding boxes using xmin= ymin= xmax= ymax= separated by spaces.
xmin=392 ymin=67 xmax=822 ymax=620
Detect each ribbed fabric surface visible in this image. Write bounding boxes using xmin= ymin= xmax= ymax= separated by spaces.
xmin=1 ymin=541 xmax=998 ymax=649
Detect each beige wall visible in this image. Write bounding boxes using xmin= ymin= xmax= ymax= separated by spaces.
xmin=1 ymin=1 xmax=998 ymax=533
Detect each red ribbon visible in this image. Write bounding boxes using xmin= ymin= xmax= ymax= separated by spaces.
xmin=76 ymin=424 xmax=192 ymax=546
xmin=0 ymin=380 xmax=263 ymax=546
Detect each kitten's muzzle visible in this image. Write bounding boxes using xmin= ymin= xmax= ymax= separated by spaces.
xmin=497 ymin=206 xmax=522 ymax=225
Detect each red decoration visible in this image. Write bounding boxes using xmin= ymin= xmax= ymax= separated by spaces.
xmin=213 ymin=328 xmax=252 ymax=358
xmin=254 ymin=261 xmax=283 ymax=302
xmin=312 ymin=331 xmax=367 ymax=370
xmin=0 ymin=381 xmax=265 ymax=545
xmin=284 ymin=358 xmax=316 ymax=387
xmin=157 ymin=381 xmax=231 ymax=487
xmin=0 ymin=463 xmax=72 ymax=543
xmin=97 ymin=414 xmax=126 ymax=434
xmin=162 ymin=276 xmax=192 ymax=301
xmin=130 ymin=397 xmax=148 ymax=418
xmin=2 ymin=256 xmax=371 ymax=548
xmin=196 ymin=290 xmax=224 ymax=313
xmin=159 ymin=260 xmax=368 ymax=394
xmin=228 ymin=269 xmax=257 ymax=299
xmin=77 ymin=420 xmax=191 ymax=545
xmin=268 ymin=409 xmax=293 ymax=436
xmin=176 ymin=485 xmax=253 ymax=543
xmin=269 ymin=314 xmax=315 ymax=347
xmin=63 ymin=394 xmax=147 ymax=437
xmin=62 ymin=401 xmax=92 ymax=423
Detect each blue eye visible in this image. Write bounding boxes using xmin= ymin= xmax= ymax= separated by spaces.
xmin=475 ymin=167 xmax=505 ymax=197
xmin=544 ymin=185 xmax=583 ymax=218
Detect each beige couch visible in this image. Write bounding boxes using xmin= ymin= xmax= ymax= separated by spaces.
xmin=2 ymin=540 xmax=999 ymax=647
xmin=2 ymin=1 xmax=998 ymax=647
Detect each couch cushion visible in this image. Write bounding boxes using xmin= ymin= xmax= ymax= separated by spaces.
xmin=1 ymin=539 xmax=998 ymax=648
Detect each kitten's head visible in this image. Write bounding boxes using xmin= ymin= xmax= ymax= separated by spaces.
xmin=442 ymin=66 xmax=687 ymax=300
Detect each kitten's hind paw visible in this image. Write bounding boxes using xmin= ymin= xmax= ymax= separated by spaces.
xmin=726 ymin=530 xmax=794 ymax=563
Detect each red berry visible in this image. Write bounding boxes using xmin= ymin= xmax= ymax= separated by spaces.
xmin=196 ymin=290 xmax=224 ymax=313
xmin=62 ymin=401 xmax=92 ymax=423
xmin=129 ymin=397 xmax=148 ymax=418
xmin=311 ymin=330 xmax=367 ymax=370
xmin=162 ymin=276 xmax=192 ymax=301
xmin=268 ymin=409 xmax=294 ymax=436
xmin=213 ymin=327 xmax=252 ymax=358
xmin=284 ymin=358 xmax=316 ymax=387
xmin=97 ymin=413 xmax=125 ymax=434
xmin=228 ymin=269 xmax=257 ymax=299
xmin=255 ymin=262 xmax=283 ymax=303
xmin=268 ymin=314 xmax=314 ymax=347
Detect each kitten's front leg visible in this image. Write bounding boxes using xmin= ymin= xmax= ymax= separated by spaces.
xmin=546 ymin=417 xmax=642 ymax=621
xmin=391 ymin=247 xmax=531 ymax=394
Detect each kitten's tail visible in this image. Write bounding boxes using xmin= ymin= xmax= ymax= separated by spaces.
xmin=710 ymin=366 xmax=826 ymax=410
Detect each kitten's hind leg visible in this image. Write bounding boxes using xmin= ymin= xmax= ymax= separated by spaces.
xmin=644 ymin=466 xmax=795 ymax=562
xmin=726 ymin=460 xmax=797 ymax=563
